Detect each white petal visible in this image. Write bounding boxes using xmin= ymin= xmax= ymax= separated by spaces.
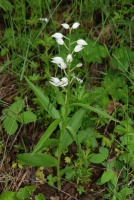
xmin=76 ymin=63 xmax=83 ymax=67
xmin=74 ymin=45 xmax=83 ymax=52
xmin=52 ymin=33 xmax=63 ymax=39
xmin=61 ymin=23 xmax=70 ymax=29
xmin=72 ymin=22 xmax=80 ymax=29
xmin=60 ymin=77 xmax=68 ymax=87
xmin=51 ymin=57 xmax=64 ymax=64
xmin=49 ymin=77 xmax=61 ymax=86
xmin=66 ymin=54 xmax=73 ymax=63
xmin=77 ymin=39 xmax=87 ymax=45
xmin=56 ymin=38 xmax=64 ymax=45
xmin=59 ymin=62 xmax=67 ymax=69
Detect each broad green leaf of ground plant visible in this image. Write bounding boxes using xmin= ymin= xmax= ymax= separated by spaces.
xmin=111 ymin=47 xmax=134 ymax=72
xmin=17 ymin=111 xmax=37 ymax=124
xmin=70 ymin=103 xmax=119 ymax=123
xmin=35 ymin=194 xmax=46 ymax=200
xmin=17 ymin=153 xmax=57 ymax=167
xmin=32 ymin=118 xmax=61 ymax=154
xmin=0 ymin=191 xmax=15 ymax=200
xmin=117 ymin=188 xmax=133 ymax=200
xmin=101 ymin=169 xmax=115 ymax=184
xmin=7 ymin=99 xmax=24 ymax=118
xmin=16 ymin=188 xmax=30 ymax=200
xmin=25 ymin=77 xmax=60 ymax=119
xmin=3 ymin=117 xmax=18 ymax=135
xmin=59 ymin=108 xmax=86 ymax=153
xmin=90 ymin=147 xmax=109 ymax=163
xmin=79 ymin=39 xmax=108 ymax=64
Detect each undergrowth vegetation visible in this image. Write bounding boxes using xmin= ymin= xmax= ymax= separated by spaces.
xmin=0 ymin=0 xmax=134 ymax=199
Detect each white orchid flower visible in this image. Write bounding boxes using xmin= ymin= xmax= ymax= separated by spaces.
xmin=74 ymin=45 xmax=83 ymax=52
xmin=51 ymin=57 xmax=67 ymax=69
xmin=39 ymin=18 xmax=49 ymax=23
xmin=74 ymin=76 xmax=83 ymax=83
xmin=72 ymin=22 xmax=80 ymax=29
xmin=51 ymin=57 xmax=64 ymax=63
xmin=49 ymin=77 xmax=61 ymax=86
xmin=56 ymin=38 xmax=64 ymax=45
xmin=60 ymin=77 xmax=68 ymax=87
xmin=52 ymin=33 xmax=63 ymax=39
xmin=66 ymin=54 xmax=73 ymax=63
xmin=77 ymin=39 xmax=87 ymax=46
xmin=76 ymin=63 xmax=83 ymax=67
xmin=50 ymin=77 xmax=68 ymax=87
xmin=61 ymin=23 xmax=70 ymax=29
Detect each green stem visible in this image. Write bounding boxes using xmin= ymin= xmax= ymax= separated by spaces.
xmin=57 ymin=28 xmax=72 ymax=189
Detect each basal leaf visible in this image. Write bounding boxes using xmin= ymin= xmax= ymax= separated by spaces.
xmin=25 ymin=77 xmax=60 ymax=119
xmin=17 ymin=153 xmax=57 ymax=167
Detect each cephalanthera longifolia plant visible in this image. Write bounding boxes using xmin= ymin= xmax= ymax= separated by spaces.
xmin=17 ymin=22 xmax=119 ymax=189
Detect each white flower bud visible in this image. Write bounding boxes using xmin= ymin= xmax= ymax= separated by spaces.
xmin=66 ymin=54 xmax=73 ymax=63
xmin=72 ymin=22 xmax=80 ymax=29
xmin=56 ymin=38 xmax=64 ymax=45
xmin=61 ymin=23 xmax=70 ymax=29
xmin=74 ymin=45 xmax=83 ymax=52
xmin=76 ymin=63 xmax=83 ymax=67
xmin=52 ymin=33 xmax=63 ymax=39
xmin=77 ymin=39 xmax=87 ymax=45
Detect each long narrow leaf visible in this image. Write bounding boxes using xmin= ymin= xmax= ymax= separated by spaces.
xmin=25 ymin=77 xmax=60 ymax=119
xmin=32 ymin=118 xmax=61 ymax=154
xmin=70 ymin=103 xmax=119 ymax=123
xmin=17 ymin=153 xmax=57 ymax=167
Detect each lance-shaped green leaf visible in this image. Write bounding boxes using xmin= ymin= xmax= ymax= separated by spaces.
xmin=70 ymin=103 xmax=120 ymax=123
xmin=32 ymin=118 xmax=61 ymax=154
xmin=17 ymin=153 xmax=57 ymax=167
xmin=25 ymin=77 xmax=60 ymax=119
xmin=59 ymin=108 xmax=86 ymax=153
